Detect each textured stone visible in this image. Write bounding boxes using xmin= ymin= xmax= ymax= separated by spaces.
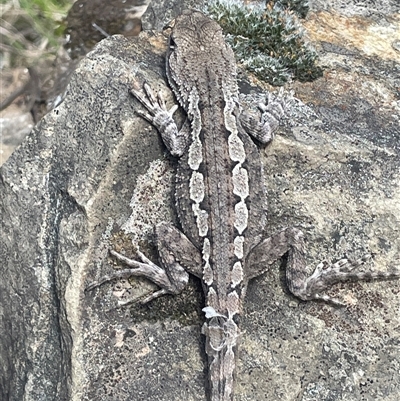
xmin=1 ymin=3 xmax=399 ymax=401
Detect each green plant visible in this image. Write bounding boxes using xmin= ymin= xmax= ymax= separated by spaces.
xmin=0 ymin=0 xmax=71 ymax=67
xmin=268 ymin=0 xmax=310 ymax=19
xmin=206 ymin=0 xmax=322 ymax=86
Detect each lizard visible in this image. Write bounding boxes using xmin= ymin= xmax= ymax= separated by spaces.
xmin=86 ymin=10 xmax=400 ymax=401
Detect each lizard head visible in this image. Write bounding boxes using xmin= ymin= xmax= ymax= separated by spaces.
xmin=166 ymin=10 xmax=237 ymax=109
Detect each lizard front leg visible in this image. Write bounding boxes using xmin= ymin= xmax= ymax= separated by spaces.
xmin=240 ymin=88 xmax=292 ymax=144
xmin=86 ymin=223 xmax=203 ymax=304
xmin=246 ymin=227 xmax=400 ymax=305
xmin=131 ymin=82 xmax=190 ymax=156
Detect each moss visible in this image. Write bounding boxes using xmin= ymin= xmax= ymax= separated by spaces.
xmin=206 ymin=0 xmax=322 ymax=86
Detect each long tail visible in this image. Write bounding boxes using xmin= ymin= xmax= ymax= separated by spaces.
xmin=202 ymin=315 xmax=239 ymax=401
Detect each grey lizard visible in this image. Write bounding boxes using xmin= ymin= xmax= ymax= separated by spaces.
xmin=87 ymin=10 xmax=400 ymax=401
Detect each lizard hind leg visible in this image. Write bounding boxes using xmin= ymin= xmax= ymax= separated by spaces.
xmin=85 ymin=247 xmax=187 ymax=305
xmin=85 ymin=222 xmax=203 ymax=304
xmin=294 ymin=255 xmax=400 ymax=305
xmin=246 ymin=227 xmax=400 ymax=306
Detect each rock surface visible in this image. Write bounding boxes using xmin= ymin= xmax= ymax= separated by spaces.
xmin=1 ymin=2 xmax=399 ymax=401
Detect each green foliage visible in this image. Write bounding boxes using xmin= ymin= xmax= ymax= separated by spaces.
xmin=17 ymin=0 xmax=70 ymax=45
xmin=206 ymin=0 xmax=322 ymax=86
xmin=268 ymin=0 xmax=310 ymax=19
xmin=1 ymin=0 xmax=71 ymax=67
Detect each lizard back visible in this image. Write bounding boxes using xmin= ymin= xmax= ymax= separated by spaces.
xmin=168 ymin=10 xmax=267 ymax=315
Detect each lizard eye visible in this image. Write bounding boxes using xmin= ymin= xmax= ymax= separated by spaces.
xmin=169 ymin=37 xmax=176 ymax=51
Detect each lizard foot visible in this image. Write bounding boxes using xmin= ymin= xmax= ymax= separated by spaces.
xmin=240 ymin=87 xmax=294 ymax=144
xmin=131 ymin=81 xmax=189 ymax=156
xmin=85 ymin=247 xmax=189 ymax=304
xmin=295 ymin=255 xmax=400 ymax=306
